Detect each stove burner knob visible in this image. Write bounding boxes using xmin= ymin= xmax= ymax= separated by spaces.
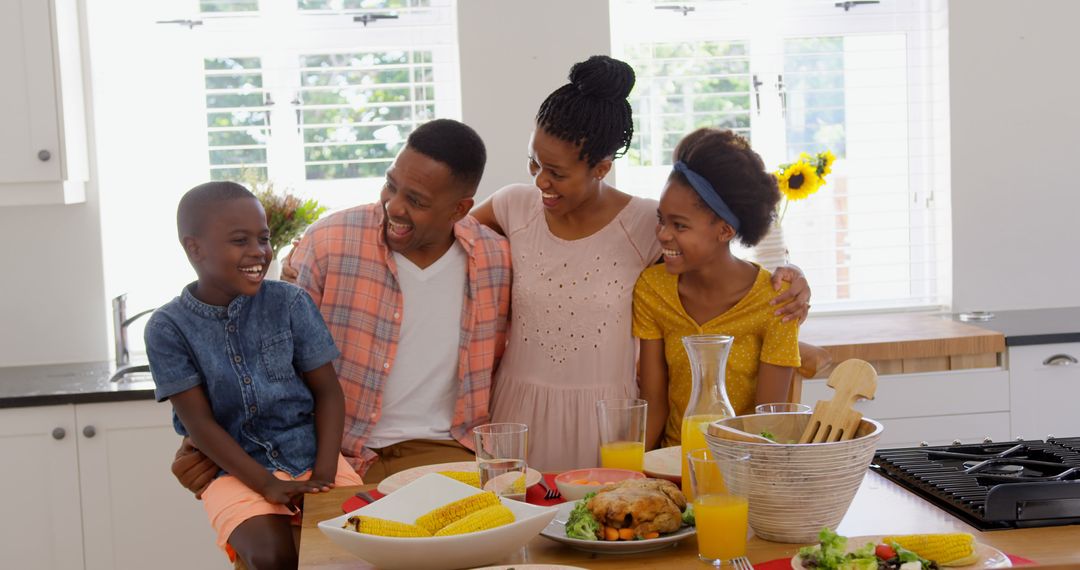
xmin=1016 ymin=436 xmax=1025 ymax=441
xmin=919 ymin=441 xmax=930 ymax=447
xmin=982 ymin=436 xmax=993 ymax=443
xmin=952 ymin=439 xmax=963 ymax=445
xmin=1047 ymin=434 xmax=1055 ymax=440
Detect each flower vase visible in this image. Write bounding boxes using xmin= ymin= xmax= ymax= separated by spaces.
xmin=266 ymin=256 xmax=282 ymax=280
xmin=753 ymin=221 xmax=789 ymax=271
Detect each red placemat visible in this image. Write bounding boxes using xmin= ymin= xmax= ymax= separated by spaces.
xmin=525 ymin=473 xmax=567 ymax=506
xmin=341 ymin=473 xmax=566 ymax=513
xmin=341 ymin=489 xmax=385 ymax=513
xmin=754 ymin=553 xmax=1034 ymax=569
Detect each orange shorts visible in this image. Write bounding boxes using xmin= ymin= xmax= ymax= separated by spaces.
xmin=201 ymin=453 xmax=363 ymax=557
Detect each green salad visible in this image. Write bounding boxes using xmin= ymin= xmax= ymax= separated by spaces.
xmin=796 ymin=528 xmax=935 ymax=570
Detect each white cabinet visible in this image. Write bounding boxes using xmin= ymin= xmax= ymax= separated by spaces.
xmin=0 ymin=401 xmax=228 ymax=570
xmin=0 ymin=0 xmax=88 ymax=205
xmin=1008 ymin=342 xmax=1080 ymax=441
xmin=0 ymin=405 xmax=84 ymax=570
xmin=800 ymin=367 xmax=1012 ymax=448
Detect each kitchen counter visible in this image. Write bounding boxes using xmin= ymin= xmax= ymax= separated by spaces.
xmin=800 ymin=312 xmax=1006 ymax=376
xmin=0 ymin=361 xmax=155 ymax=408
xmin=297 ymin=471 xmax=1080 ymax=568
xmin=950 ymin=306 xmax=1080 ymax=346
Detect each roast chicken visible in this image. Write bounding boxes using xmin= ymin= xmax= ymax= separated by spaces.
xmin=585 ymin=478 xmax=687 ymax=538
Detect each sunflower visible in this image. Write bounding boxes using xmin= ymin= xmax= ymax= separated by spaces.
xmin=777 ymin=160 xmax=821 ymax=201
xmin=817 ymin=150 xmax=836 ymax=177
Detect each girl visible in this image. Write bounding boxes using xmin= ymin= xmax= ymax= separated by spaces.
xmin=633 ymin=129 xmax=802 ymax=449
xmin=472 ymin=56 xmax=809 ymax=471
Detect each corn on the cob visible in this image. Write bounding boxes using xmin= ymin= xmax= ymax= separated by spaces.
xmin=881 ymin=533 xmax=976 ymax=566
xmin=414 ymin=491 xmax=501 ymax=534
xmin=438 ymin=470 xmax=481 ymax=487
xmin=342 ymin=515 xmax=432 ymax=537
xmin=510 ymin=475 xmax=526 ymax=495
xmin=433 ymin=504 xmax=515 ymax=536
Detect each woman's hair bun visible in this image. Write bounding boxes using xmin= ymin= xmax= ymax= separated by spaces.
xmin=568 ymin=55 xmax=635 ymax=101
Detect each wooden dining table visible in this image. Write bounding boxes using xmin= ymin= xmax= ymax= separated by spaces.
xmin=298 ymin=471 xmax=1080 ymax=569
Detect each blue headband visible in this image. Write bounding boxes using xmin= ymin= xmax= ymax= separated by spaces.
xmin=672 ymin=161 xmax=741 ymax=232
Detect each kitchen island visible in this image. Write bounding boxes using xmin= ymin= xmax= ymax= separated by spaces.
xmin=298 ymin=471 xmax=1080 ymax=568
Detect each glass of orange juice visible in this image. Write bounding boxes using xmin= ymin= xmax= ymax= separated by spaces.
xmin=596 ymin=398 xmax=647 ymax=471
xmin=687 ymin=448 xmax=750 ymax=566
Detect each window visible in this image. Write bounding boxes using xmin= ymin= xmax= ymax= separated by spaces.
xmin=611 ymin=0 xmax=951 ymax=312
xmin=89 ymin=0 xmax=459 ymax=355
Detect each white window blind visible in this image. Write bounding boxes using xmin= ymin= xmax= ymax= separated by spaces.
xmin=192 ymin=0 xmax=459 ymax=209
xmin=611 ymin=0 xmax=951 ymax=312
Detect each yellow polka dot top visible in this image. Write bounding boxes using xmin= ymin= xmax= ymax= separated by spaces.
xmin=632 ymin=263 xmax=801 ymax=447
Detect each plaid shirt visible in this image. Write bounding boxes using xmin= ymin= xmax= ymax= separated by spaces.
xmin=291 ymin=203 xmax=511 ymax=475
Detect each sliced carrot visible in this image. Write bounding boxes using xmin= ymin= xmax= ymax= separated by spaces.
xmin=644 ymin=532 xmax=660 ymax=539
xmin=618 ymin=528 xmax=635 ymax=540
xmin=571 ymin=479 xmax=589 ymax=485
xmin=587 ymin=480 xmax=601 ymax=486
xmin=603 ymin=526 xmax=619 ymax=541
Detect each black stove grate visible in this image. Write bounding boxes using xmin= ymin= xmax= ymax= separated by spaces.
xmin=871 ymin=439 xmax=1080 ymax=530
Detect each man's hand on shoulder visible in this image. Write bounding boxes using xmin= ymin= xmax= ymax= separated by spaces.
xmin=172 ymin=437 xmax=219 ymax=499
xmin=279 ymin=238 xmax=302 ymax=283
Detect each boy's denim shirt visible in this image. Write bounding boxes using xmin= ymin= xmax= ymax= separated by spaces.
xmin=145 ymin=280 xmax=341 ymax=477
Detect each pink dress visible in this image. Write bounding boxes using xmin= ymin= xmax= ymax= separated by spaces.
xmin=489 ymin=184 xmax=662 ymax=472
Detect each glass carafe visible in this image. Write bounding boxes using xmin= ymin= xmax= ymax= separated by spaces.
xmin=680 ymin=334 xmax=736 ymax=500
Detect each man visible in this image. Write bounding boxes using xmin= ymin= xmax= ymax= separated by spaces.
xmin=172 ymin=119 xmax=512 ymax=491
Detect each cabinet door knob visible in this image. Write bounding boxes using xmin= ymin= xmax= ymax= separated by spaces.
xmin=52 ymin=427 xmax=66 ymax=440
xmin=37 ymin=150 xmax=52 ymax=162
xmin=1043 ymin=354 xmax=1078 ymax=366
xmin=83 ymin=425 xmax=96 ymax=438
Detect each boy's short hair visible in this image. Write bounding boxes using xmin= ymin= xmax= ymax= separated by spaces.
xmin=177 ymin=181 xmax=257 ymax=241
xmin=405 ymin=119 xmax=486 ymax=196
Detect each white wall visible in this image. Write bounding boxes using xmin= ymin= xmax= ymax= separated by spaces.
xmin=949 ymin=0 xmax=1080 ymax=312
xmin=458 ymin=0 xmax=613 ymax=200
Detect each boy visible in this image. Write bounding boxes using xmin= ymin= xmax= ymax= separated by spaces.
xmin=145 ymin=181 xmax=361 ymax=569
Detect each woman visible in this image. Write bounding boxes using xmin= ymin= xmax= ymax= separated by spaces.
xmin=472 ymin=56 xmax=810 ymax=471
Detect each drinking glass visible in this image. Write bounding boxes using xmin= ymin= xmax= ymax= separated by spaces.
xmin=687 ymin=448 xmax=751 ymax=566
xmin=595 ymin=398 xmax=647 ymax=471
xmin=472 ymin=423 xmax=529 ymax=501
xmin=754 ymin=402 xmax=811 ymax=414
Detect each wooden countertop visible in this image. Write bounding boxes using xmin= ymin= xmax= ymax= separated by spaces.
xmin=298 ymin=472 xmax=1080 ymax=569
xmin=799 ymin=313 xmax=1006 ymax=375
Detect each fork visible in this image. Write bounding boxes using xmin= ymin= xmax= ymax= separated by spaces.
xmin=537 ymin=477 xmax=561 ymax=500
xmin=731 ymin=556 xmax=754 ymax=570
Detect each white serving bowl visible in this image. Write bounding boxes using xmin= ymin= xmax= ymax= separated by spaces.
xmin=319 ymin=473 xmax=559 ymax=570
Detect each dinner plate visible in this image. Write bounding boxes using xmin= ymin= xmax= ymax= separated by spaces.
xmin=791 ymin=535 xmax=1011 ymax=569
xmin=376 ymin=461 xmax=543 ymax=494
xmin=540 ymin=500 xmax=696 ymax=554
xmin=643 ymin=445 xmax=681 ymax=482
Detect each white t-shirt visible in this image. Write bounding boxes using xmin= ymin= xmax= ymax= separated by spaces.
xmin=365 ymin=243 xmax=467 ymax=448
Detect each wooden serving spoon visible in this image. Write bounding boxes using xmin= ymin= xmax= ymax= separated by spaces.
xmin=798 ymin=359 xmax=878 ymax=444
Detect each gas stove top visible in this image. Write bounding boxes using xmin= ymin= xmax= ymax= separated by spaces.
xmin=872 ymin=437 xmax=1080 ymax=530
